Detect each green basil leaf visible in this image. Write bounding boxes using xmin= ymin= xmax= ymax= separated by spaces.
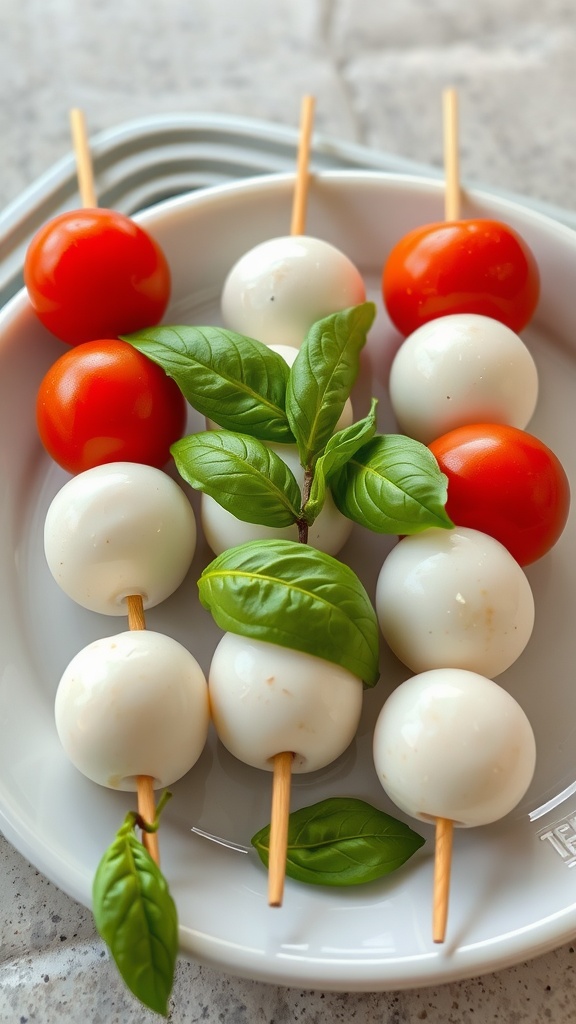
xmin=251 ymin=797 xmax=425 ymax=886
xmin=172 ymin=430 xmax=301 ymax=527
xmin=123 ymin=324 xmax=294 ymax=442
xmin=286 ymin=303 xmax=376 ymax=468
xmin=305 ymin=398 xmax=378 ymax=524
xmin=332 ymin=434 xmax=454 ymax=534
xmin=92 ymin=813 xmax=178 ymax=1017
xmin=198 ymin=539 xmax=379 ymax=686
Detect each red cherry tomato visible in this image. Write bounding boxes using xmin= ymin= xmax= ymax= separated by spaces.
xmin=429 ymin=423 xmax=570 ymax=566
xmin=24 ymin=208 xmax=171 ymax=345
xmin=36 ymin=339 xmax=187 ymax=474
xmin=383 ymin=219 xmax=540 ymax=337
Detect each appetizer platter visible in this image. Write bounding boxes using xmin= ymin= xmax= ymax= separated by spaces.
xmin=2 ymin=165 xmax=576 ymax=999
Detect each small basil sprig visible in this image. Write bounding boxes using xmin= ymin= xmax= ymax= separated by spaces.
xmin=331 ymin=434 xmax=454 ymax=534
xmin=92 ymin=794 xmax=177 ymax=1017
xmin=172 ymin=430 xmax=301 ymax=528
xmin=286 ymin=302 xmax=376 ymax=469
xmin=126 ymin=306 xmax=453 ymax=537
xmin=251 ymin=797 xmax=425 ymax=886
xmin=198 ymin=538 xmax=379 ymax=686
xmin=123 ymin=324 xmax=294 ymax=442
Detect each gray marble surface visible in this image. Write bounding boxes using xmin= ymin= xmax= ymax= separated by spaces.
xmin=2 ymin=1 xmax=576 ymax=1021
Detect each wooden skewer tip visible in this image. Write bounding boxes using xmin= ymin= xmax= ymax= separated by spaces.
xmin=290 ymin=94 xmax=316 ymax=237
xmin=433 ymin=816 xmax=454 ymax=943
xmin=442 ymin=87 xmax=460 ymax=222
xmin=267 ymin=751 xmax=293 ymax=907
xmin=69 ymin=107 xmax=98 ymax=209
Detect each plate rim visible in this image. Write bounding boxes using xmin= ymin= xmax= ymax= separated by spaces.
xmin=3 ymin=168 xmax=576 ymax=991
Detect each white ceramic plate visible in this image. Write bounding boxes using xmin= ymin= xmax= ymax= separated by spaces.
xmin=2 ymin=171 xmax=576 ymax=991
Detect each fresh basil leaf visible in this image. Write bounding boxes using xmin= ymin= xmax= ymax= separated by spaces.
xmin=305 ymin=398 xmax=378 ymax=524
xmin=251 ymin=797 xmax=425 ymax=886
xmin=198 ymin=539 xmax=379 ymax=686
xmin=332 ymin=434 xmax=454 ymax=533
xmin=123 ymin=324 xmax=294 ymax=442
xmin=172 ymin=430 xmax=301 ymax=527
xmin=92 ymin=812 xmax=178 ymax=1017
xmin=286 ymin=303 xmax=376 ymax=468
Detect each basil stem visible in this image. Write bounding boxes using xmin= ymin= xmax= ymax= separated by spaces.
xmin=305 ymin=398 xmax=378 ymax=525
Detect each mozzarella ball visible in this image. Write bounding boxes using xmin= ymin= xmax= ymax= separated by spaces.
xmin=55 ymin=630 xmax=209 ymax=790
xmin=389 ymin=313 xmax=539 ymax=444
xmin=209 ymin=633 xmax=363 ymax=772
xmin=221 ymin=235 xmax=366 ymax=348
xmin=373 ymin=668 xmax=536 ymax=827
xmin=201 ymin=441 xmax=353 ymax=556
xmin=268 ymin=343 xmax=301 ymax=366
xmin=44 ymin=462 xmax=196 ymax=614
xmin=375 ymin=527 xmax=534 ymax=678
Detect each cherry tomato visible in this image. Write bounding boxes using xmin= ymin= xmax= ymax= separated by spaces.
xmin=382 ymin=219 xmax=540 ymax=337
xmin=429 ymin=423 xmax=570 ymax=566
xmin=36 ymin=339 xmax=187 ymax=474
xmin=24 ymin=208 xmax=171 ymax=345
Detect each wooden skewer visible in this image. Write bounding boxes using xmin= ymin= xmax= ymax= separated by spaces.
xmin=431 ymin=87 xmax=461 ymax=941
xmin=69 ymin=108 xmax=98 ymax=208
xmin=443 ymin=87 xmax=461 ymax=222
xmin=126 ymin=594 xmax=160 ymax=866
xmin=432 ymin=817 xmax=454 ymax=943
xmin=290 ymin=94 xmax=316 ymax=236
xmin=267 ymin=96 xmax=316 ymax=907
xmin=268 ymin=751 xmax=293 ymax=906
xmin=68 ymin=108 xmax=160 ymax=865
xmin=126 ymin=592 xmax=147 ymax=631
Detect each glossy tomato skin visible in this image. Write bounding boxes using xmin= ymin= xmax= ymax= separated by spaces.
xmin=24 ymin=208 xmax=171 ymax=345
xmin=36 ymin=339 xmax=187 ymax=474
xmin=383 ymin=219 xmax=540 ymax=337
xmin=429 ymin=423 xmax=570 ymax=566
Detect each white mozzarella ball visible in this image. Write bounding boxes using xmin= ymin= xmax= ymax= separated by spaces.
xmin=389 ymin=313 xmax=539 ymax=444
xmin=209 ymin=633 xmax=363 ymax=772
xmin=201 ymin=441 xmax=353 ymax=556
xmin=268 ymin=343 xmax=301 ymax=366
xmin=44 ymin=462 xmax=196 ymax=615
xmin=55 ymin=630 xmax=209 ymax=790
xmin=221 ymin=235 xmax=366 ymax=348
xmin=375 ymin=527 xmax=534 ymax=678
xmin=373 ymin=668 xmax=536 ymax=827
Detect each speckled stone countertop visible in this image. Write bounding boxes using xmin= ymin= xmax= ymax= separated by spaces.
xmin=2 ymin=2 xmax=576 ymax=1021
